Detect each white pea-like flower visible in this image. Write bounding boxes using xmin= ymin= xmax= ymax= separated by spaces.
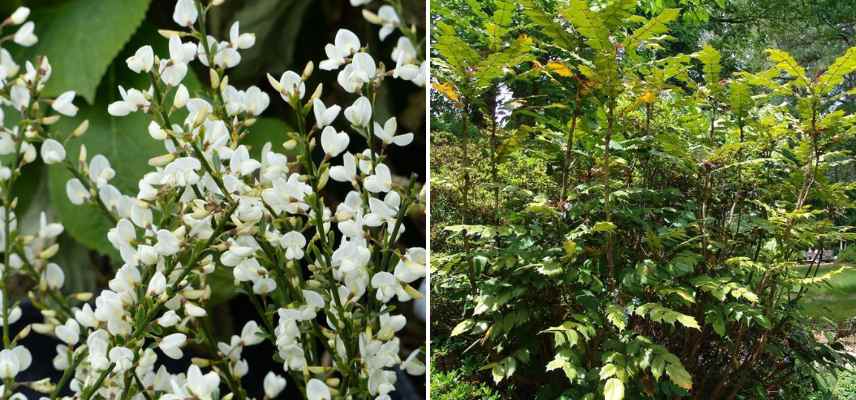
xmin=376 ymin=5 xmax=401 ymax=41
xmin=155 ymin=229 xmax=181 ymax=256
xmin=307 ymin=378 xmax=332 ymax=400
xmin=55 ymin=319 xmax=80 ymax=346
xmin=0 ymin=346 xmax=31 ymax=379
xmin=127 ymin=45 xmax=155 ymax=73
xmin=378 ymin=313 xmax=406 ymax=340
xmin=158 ymin=310 xmax=181 ymax=327
xmin=371 ymin=271 xmax=410 ymax=303
xmin=186 ymin=365 xmax=220 ymax=400
xmin=108 ymin=346 xmax=134 ymax=373
xmin=38 ymin=211 xmax=64 ymax=240
xmin=9 ymin=7 xmax=30 ymax=25
xmin=44 ymin=262 xmax=65 ymax=289
xmin=229 ymin=21 xmax=256 ymax=49
xmin=344 ymin=96 xmax=372 ymax=127
xmin=10 ymin=84 xmax=29 ymax=111
xmin=264 ymin=372 xmax=287 ymax=398
xmin=174 ymin=84 xmax=190 ymax=108
xmin=395 ymin=247 xmax=427 ymax=283
xmin=313 ymin=99 xmax=341 ymax=128
xmin=40 ymin=138 xmax=66 ymax=164
xmin=281 ymin=231 xmax=307 ymax=260
xmin=147 ymin=271 xmax=167 ymax=295
xmin=402 ymin=349 xmax=426 ymax=375
xmin=330 ymin=152 xmax=357 ymax=184
xmin=373 ymin=117 xmax=414 ymax=146
xmin=320 ymin=126 xmax=349 ymax=157
xmin=89 ymin=154 xmax=116 ymax=187
xmin=159 ymin=333 xmax=188 ymax=360
xmin=173 ymin=0 xmax=199 ymax=28
xmin=320 ymin=29 xmax=361 ymax=71
xmin=52 ymin=91 xmax=78 ymax=117
xmin=364 ymin=163 xmax=392 ymax=193
xmin=269 ymin=70 xmax=305 ymax=101
xmin=107 ymin=85 xmax=150 ymax=116
xmin=337 ymin=52 xmax=376 ymax=93
xmin=13 ymin=21 xmax=37 ymax=46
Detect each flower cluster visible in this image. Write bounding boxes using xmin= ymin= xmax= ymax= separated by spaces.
xmin=0 ymin=0 xmax=430 ymax=399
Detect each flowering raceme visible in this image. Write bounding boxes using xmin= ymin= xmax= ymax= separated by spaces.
xmin=0 ymin=0 xmax=426 ymax=399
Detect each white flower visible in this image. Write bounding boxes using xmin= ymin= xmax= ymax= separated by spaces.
xmin=185 ymin=302 xmax=207 ymax=317
xmin=321 ymin=126 xmax=349 ymax=157
xmin=330 ymin=152 xmax=357 ymax=184
xmin=270 ymin=70 xmax=305 ymax=100
xmin=40 ymin=138 xmax=66 ymax=164
xmin=365 ymin=191 xmax=400 ymax=229
xmin=0 ymin=294 xmax=21 ymax=326
xmin=229 ymin=21 xmax=256 ymax=49
xmin=364 ymin=163 xmax=392 ymax=193
xmin=162 ymin=157 xmax=201 ymax=187
xmin=377 ymin=5 xmax=401 ymax=41
xmin=10 ymin=84 xmax=29 ymax=111
xmin=89 ymin=154 xmax=116 ymax=187
xmin=403 ymin=349 xmax=426 ymax=375
xmin=344 ymin=96 xmax=372 ymax=127
xmin=52 ymin=91 xmax=78 ymax=116
xmin=229 ymin=145 xmax=261 ymax=176
xmin=74 ymin=303 xmax=97 ymax=328
xmin=174 ymin=84 xmax=190 ymax=108
xmin=313 ymin=99 xmax=341 ymax=128
xmin=186 ymin=365 xmax=220 ymax=400
xmin=395 ymin=247 xmax=427 ymax=283
xmin=147 ymin=271 xmax=167 ymax=295
xmin=307 ymin=378 xmax=332 ymax=400
xmin=371 ymin=271 xmax=410 ymax=303
xmin=264 ymin=372 xmax=287 ymax=398
xmin=378 ymin=313 xmax=406 ymax=340
xmin=38 ymin=212 xmax=64 ymax=239
xmin=262 ymin=174 xmax=312 ymax=215
xmin=351 ymin=0 xmax=372 ymax=5
xmin=0 ymin=49 xmax=19 ymax=82
xmin=127 ymin=45 xmax=155 ymax=73
xmin=108 ymin=86 xmax=150 ymax=116
xmin=159 ymin=333 xmax=187 ymax=360
xmin=337 ymin=52 xmax=376 ymax=93
xmin=9 ymin=7 xmax=30 ymax=25
xmin=281 ymin=231 xmax=306 ymax=260
xmin=240 ymin=320 xmax=264 ymax=346
xmin=320 ymin=29 xmax=361 ymax=71
xmin=13 ymin=22 xmax=37 ymax=47
xmin=109 ymin=346 xmax=134 ymax=373
xmin=148 ymin=121 xmax=167 ymax=141
xmin=173 ymin=0 xmax=199 ymax=27
xmin=155 ymin=229 xmax=181 ymax=256
xmin=55 ymin=319 xmax=80 ymax=346
xmin=0 ymin=346 xmax=31 ymax=379
xmin=158 ymin=310 xmax=181 ymax=327
xmin=44 ymin=262 xmax=65 ymax=289
xmin=160 ymin=37 xmax=197 ymax=86
xmin=373 ymin=117 xmax=413 ymax=146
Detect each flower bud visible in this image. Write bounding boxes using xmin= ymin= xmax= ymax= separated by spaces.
xmin=310 ymin=83 xmax=323 ymax=103
xmin=9 ymin=7 xmax=30 ymax=25
xmin=14 ymin=324 xmax=31 ymax=341
xmin=302 ymin=61 xmax=314 ymax=80
xmin=149 ymin=153 xmax=175 ymax=167
xmin=40 ymin=243 xmax=59 ymax=259
xmin=191 ymin=358 xmax=212 ymax=367
xmin=73 ymin=120 xmax=90 ymax=137
xmin=283 ymin=139 xmax=298 ymax=150
xmin=362 ymin=9 xmax=382 ymax=24
xmin=41 ymin=115 xmax=60 ymax=125
xmin=72 ymin=292 xmax=93 ymax=301
xmin=27 ymin=377 xmax=54 ymax=393
xmin=267 ymin=73 xmax=283 ymax=92
xmin=209 ymin=69 xmax=220 ymax=90
xmin=32 ymin=323 xmax=53 ymax=335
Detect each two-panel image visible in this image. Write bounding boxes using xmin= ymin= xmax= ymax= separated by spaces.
xmin=0 ymin=0 xmax=852 ymax=399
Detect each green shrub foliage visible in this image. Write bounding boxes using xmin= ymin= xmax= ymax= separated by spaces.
xmin=431 ymin=0 xmax=856 ymax=398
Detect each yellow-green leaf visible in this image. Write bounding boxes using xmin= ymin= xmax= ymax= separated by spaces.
xmin=604 ymin=378 xmax=625 ymax=400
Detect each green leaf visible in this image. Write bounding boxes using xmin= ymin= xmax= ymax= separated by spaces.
xmin=604 ymin=378 xmax=625 ymax=400
xmin=451 ymin=319 xmax=476 ymax=336
xmin=518 ymin=0 xmax=576 ymax=50
xmin=560 ymin=0 xmax=610 ymax=51
xmin=665 ymin=362 xmax=693 ymax=390
xmin=599 ymin=364 xmax=617 ymax=380
xmin=17 ymin=0 xmax=151 ymax=103
xmin=766 ymin=49 xmax=808 ymax=88
xmin=623 ymin=8 xmax=680 ymax=52
xmin=606 ymin=305 xmax=627 ymax=331
xmin=817 ymin=46 xmax=856 ymax=95
xmin=592 ymin=221 xmax=617 ymax=233
xmin=694 ymin=45 xmax=722 ymax=84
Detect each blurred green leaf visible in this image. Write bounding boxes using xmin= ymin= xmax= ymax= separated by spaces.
xmin=16 ymin=0 xmax=151 ymax=103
